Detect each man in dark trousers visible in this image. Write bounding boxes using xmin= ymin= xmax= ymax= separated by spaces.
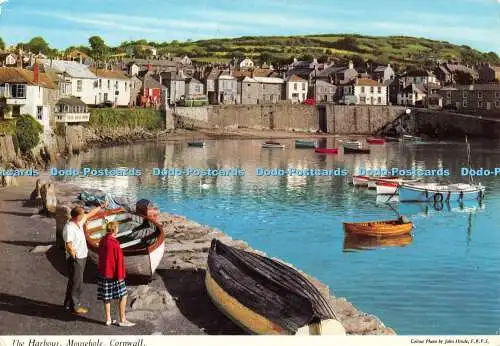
xmin=63 ymin=202 xmax=107 ymax=314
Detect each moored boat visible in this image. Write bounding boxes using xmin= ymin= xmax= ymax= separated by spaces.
xmin=343 ymin=146 xmax=370 ymax=154
xmin=262 ymin=143 xmax=285 ymax=149
xmin=384 ymin=137 xmax=400 ymax=142
xmin=398 ymin=183 xmax=485 ymax=202
xmin=343 ymin=233 xmax=413 ymax=252
xmin=295 ymin=140 xmax=317 ymax=148
xmin=314 ymin=148 xmax=338 ymax=154
xmin=84 ymin=209 xmax=165 ymax=278
xmin=367 ymin=176 xmax=399 ymax=190
xmin=341 ymin=139 xmax=362 ymax=148
xmin=374 ymin=178 xmax=420 ymax=194
xmin=366 ymin=137 xmax=385 ymax=145
xmin=352 ymin=175 xmax=370 ymax=186
xmin=187 ymin=141 xmax=205 ymax=147
xmin=343 ymin=217 xmax=413 ymax=237
xmin=205 ymin=239 xmax=346 ymax=335
xmin=401 ymin=135 xmax=423 ymax=143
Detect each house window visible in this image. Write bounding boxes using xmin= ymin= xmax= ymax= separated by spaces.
xmin=378 ymin=97 xmax=382 ymax=104
xmin=463 ymin=99 xmax=468 ymax=107
xmin=99 ymin=79 xmax=102 ymax=88
xmin=302 ymin=83 xmax=306 ymax=91
xmin=11 ymin=84 xmax=26 ymax=98
xmin=378 ymin=87 xmax=382 ymax=93
xmin=115 ymin=81 xmax=119 ymax=89
xmin=77 ymin=80 xmax=82 ymax=92
xmin=37 ymin=106 xmax=43 ymax=120
xmin=104 ymin=93 xmax=108 ymax=101
xmin=478 ymin=91 xmax=483 ymax=99
xmin=360 ymin=97 xmax=366 ymax=103
xmin=463 ymin=91 xmax=467 ymax=98
xmin=195 ymin=85 xmax=201 ymax=93
xmin=361 ymin=86 xmax=365 ymax=93
xmin=495 ymin=92 xmax=500 ymax=98
xmin=370 ymin=87 xmax=374 ymax=93
xmin=107 ymin=80 xmax=111 ymax=89
xmin=496 ymin=101 xmax=500 ymax=108
xmin=447 ymin=91 xmax=451 ymax=99
xmin=293 ymin=83 xmax=297 ymax=91
xmin=125 ymin=82 xmax=128 ymax=91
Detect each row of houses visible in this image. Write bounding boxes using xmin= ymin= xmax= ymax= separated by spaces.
xmin=1 ymin=51 xmax=500 ymax=138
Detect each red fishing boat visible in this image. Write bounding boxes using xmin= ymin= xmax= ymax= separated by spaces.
xmin=366 ymin=137 xmax=385 ymax=145
xmin=314 ymin=148 xmax=338 ymax=154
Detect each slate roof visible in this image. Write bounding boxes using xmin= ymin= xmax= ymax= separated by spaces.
xmin=288 ymin=74 xmax=306 ymax=82
xmin=40 ymin=59 xmax=97 ymax=79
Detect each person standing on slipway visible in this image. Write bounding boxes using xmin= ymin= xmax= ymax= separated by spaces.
xmin=63 ymin=202 xmax=107 ymax=314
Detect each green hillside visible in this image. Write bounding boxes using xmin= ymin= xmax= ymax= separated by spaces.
xmin=14 ymin=34 xmax=498 ymax=72
xmin=115 ymin=34 xmax=500 ymax=71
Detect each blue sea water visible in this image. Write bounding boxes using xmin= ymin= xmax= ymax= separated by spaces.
xmin=56 ymin=138 xmax=500 ymax=335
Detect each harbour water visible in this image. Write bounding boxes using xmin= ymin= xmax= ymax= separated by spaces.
xmin=55 ymin=138 xmax=500 ymax=335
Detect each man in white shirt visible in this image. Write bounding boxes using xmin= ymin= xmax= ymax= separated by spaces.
xmin=63 ymin=203 xmax=106 ymax=314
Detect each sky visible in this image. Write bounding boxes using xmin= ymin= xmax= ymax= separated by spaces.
xmin=0 ymin=0 xmax=499 ymax=53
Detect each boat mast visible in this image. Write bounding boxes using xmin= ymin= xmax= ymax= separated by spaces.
xmin=465 ymin=135 xmax=473 ymax=184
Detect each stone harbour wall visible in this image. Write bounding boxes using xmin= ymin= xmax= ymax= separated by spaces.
xmin=174 ymin=104 xmax=406 ymax=134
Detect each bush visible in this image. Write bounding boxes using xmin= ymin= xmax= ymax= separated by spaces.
xmin=15 ymin=114 xmax=43 ymax=154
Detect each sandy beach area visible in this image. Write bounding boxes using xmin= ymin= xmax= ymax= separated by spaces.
xmin=0 ymin=173 xmax=395 ymax=335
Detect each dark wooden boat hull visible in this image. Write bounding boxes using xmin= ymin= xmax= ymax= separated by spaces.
xmin=205 ymin=239 xmax=345 ymax=335
xmin=343 ymin=147 xmax=370 ymax=154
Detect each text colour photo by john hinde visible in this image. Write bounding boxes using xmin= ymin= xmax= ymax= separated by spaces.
xmin=1 ymin=0 xmax=500 ymax=345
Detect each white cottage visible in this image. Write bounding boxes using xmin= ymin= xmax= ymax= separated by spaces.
xmin=40 ymin=59 xmax=97 ymax=105
xmin=94 ymin=69 xmax=131 ymax=106
xmin=286 ymin=74 xmax=308 ymax=103
xmin=0 ymin=66 xmax=55 ymax=133
xmin=343 ymin=78 xmax=388 ymax=105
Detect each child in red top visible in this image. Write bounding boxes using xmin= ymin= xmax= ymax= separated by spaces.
xmin=97 ymin=221 xmax=135 ymax=327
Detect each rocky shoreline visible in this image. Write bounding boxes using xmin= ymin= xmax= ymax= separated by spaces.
xmin=49 ymin=178 xmax=396 ymax=335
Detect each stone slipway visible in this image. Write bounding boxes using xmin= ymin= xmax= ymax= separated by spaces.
xmin=0 ymin=175 xmax=396 ymax=335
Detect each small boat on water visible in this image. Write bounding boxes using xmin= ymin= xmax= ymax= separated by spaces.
xmin=343 ymin=217 xmax=413 ymax=237
xmin=84 ymin=209 xmax=165 ymax=278
xmin=341 ymin=139 xmax=362 ymax=148
xmin=343 ymin=233 xmax=413 ymax=252
xmin=314 ymin=148 xmax=338 ymax=154
xmin=374 ymin=178 xmax=420 ymax=194
xmin=262 ymin=141 xmax=285 ymax=149
xmin=366 ymin=137 xmax=385 ymax=145
xmin=399 ymin=182 xmax=485 ymax=202
xmin=352 ymin=175 xmax=370 ymax=186
xmin=295 ymin=140 xmax=317 ymax=148
xmin=401 ymin=135 xmax=423 ymax=143
xmin=187 ymin=141 xmax=205 ymax=147
xmin=343 ymin=146 xmax=370 ymax=154
xmin=205 ymin=239 xmax=346 ymax=335
xmin=367 ymin=176 xmax=400 ymax=190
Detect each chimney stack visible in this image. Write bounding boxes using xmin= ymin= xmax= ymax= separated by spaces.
xmin=348 ymin=60 xmax=354 ymax=70
xmin=147 ymin=64 xmax=153 ymax=72
xmin=33 ymin=62 xmax=40 ymax=84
